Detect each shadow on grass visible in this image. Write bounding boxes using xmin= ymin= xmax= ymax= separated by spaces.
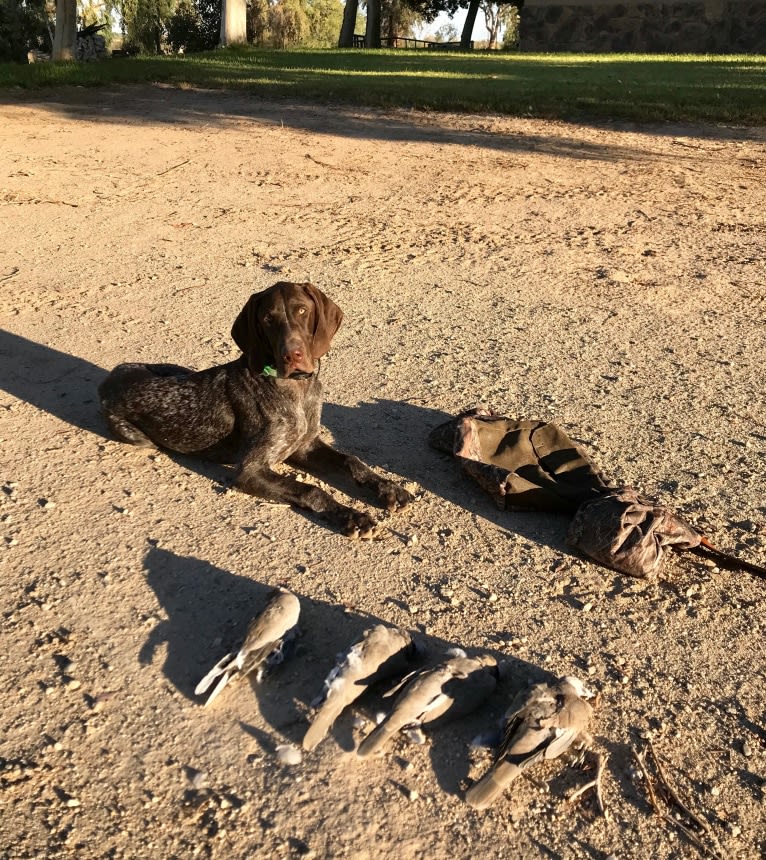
xmin=1 ymin=50 xmax=764 ymax=156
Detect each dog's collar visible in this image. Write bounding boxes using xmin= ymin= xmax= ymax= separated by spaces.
xmin=261 ymin=361 xmax=320 ymax=380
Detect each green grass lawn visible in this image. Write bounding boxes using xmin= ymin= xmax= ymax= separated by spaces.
xmin=2 ymin=47 xmax=765 ymax=124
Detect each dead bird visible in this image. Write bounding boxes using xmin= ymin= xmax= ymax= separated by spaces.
xmin=195 ymin=588 xmax=300 ymax=706
xmin=303 ymin=624 xmax=421 ymax=751
xmin=465 ymin=675 xmax=594 ymax=810
xmin=357 ymin=650 xmax=500 ymax=758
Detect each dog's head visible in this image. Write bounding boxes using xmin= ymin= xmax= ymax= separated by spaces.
xmin=231 ymin=282 xmax=343 ymax=378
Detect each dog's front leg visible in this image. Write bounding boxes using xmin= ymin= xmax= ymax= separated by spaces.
xmin=235 ymin=447 xmax=379 ymax=540
xmin=289 ymin=438 xmax=414 ymax=513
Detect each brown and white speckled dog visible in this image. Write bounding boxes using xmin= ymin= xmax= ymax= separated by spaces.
xmin=98 ymin=282 xmax=413 ymax=538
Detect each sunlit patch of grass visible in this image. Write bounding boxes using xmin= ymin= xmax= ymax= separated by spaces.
xmin=2 ymin=48 xmax=765 ymax=124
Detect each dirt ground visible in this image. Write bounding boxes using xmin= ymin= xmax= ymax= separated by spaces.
xmin=1 ymin=85 xmax=765 ymax=860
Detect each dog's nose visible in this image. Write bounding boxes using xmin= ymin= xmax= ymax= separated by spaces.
xmin=284 ymin=347 xmax=304 ymax=364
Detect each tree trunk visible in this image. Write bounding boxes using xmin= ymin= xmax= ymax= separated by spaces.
xmin=52 ymin=0 xmax=77 ymax=61
xmin=338 ymin=0 xmax=358 ymax=47
xmin=220 ymin=0 xmax=248 ymax=46
xmin=365 ymin=0 xmax=381 ymax=48
xmin=460 ymin=0 xmax=479 ymax=49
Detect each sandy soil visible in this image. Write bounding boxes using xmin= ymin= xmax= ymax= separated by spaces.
xmin=1 ymin=85 xmax=765 ymax=860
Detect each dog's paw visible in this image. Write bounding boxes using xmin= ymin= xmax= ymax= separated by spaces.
xmin=378 ymin=482 xmax=415 ymax=513
xmin=341 ymin=510 xmax=380 ymax=540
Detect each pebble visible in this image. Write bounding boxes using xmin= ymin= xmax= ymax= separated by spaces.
xmin=190 ymin=769 xmax=207 ymax=790
xmin=742 ymin=740 xmax=753 ymax=758
xmin=407 ymin=788 xmax=419 ymax=802
xmin=275 ymin=745 xmax=302 ymax=766
xmin=65 ymin=797 xmax=81 ymax=808
xmin=65 ymin=678 xmax=81 ymax=691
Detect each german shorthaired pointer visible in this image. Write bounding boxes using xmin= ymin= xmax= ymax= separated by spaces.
xmin=99 ymin=282 xmax=414 ymax=538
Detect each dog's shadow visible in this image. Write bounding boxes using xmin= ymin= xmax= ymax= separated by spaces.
xmin=0 ymin=329 xmax=108 ymax=437
xmin=323 ymin=398 xmax=575 ymax=553
xmin=139 ymin=546 xmax=556 ymax=796
xmin=0 ymin=330 xmax=572 ymax=551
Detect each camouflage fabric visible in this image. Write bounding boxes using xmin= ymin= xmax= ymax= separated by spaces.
xmin=428 ymin=408 xmax=608 ymax=514
xmin=430 ymin=408 xmax=700 ymax=579
xmin=566 ymin=487 xmax=700 ymax=579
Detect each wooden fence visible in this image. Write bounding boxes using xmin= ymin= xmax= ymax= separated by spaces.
xmin=352 ymin=35 xmax=473 ymax=50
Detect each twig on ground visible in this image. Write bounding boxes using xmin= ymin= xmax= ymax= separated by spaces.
xmin=157 ymin=159 xmax=190 ymax=176
xmin=305 ymin=153 xmax=346 ymax=171
xmin=631 ymin=743 xmax=723 ymax=860
xmin=0 ymin=267 xmax=19 ymax=282
xmin=646 ymin=739 xmax=711 ymax=835
xmin=632 ymin=747 xmax=661 ymax=813
xmin=567 ymin=751 xmax=608 ymax=816
xmin=647 ymin=740 xmax=725 ymax=858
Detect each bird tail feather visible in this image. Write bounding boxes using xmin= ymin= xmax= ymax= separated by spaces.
xmin=465 ymin=762 xmax=521 ymax=809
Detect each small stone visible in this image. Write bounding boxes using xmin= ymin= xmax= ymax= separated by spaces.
xmin=406 ymin=534 xmax=418 ymax=547
xmin=487 ymin=593 xmax=498 ymax=603
xmin=581 ymin=601 xmax=593 ymax=612
xmin=742 ymin=740 xmax=753 ymax=757
xmin=730 ymin=824 xmax=741 ymax=837
xmin=710 ymin=785 xmax=720 ymax=796
xmin=275 ymin=745 xmax=302 ymax=766
xmin=65 ymin=678 xmax=81 ymax=691
xmin=620 ymin=675 xmax=629 ymax=685
xmin=407 ymin=788 xmax=419 ymax=801
xmin=65 ymin=797 xmax=81 ymax=808
xmin=190 ymin=769 xmax=207 ymax=789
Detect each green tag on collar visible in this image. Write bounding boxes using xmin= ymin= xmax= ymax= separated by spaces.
xmin=262 ymin=365 xmax=277 ymax=377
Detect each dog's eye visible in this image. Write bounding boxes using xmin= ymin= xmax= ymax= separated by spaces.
xmin=297 ymin=307 xmax=307 ymax=315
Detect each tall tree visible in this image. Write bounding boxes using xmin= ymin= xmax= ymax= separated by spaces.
xmin=399 ymin=0 xmax=522 ymax=49
xmin=480 ymin=0 xmax=508 ymax=48
xmin=337 ymin=0 xmax=357 ymax=46
xmin=459 ymin=0 xmax=478 ymax=48
xmin=52 ymin=0 xmax=77 ymax=59
xmin=365 ymin=0 xmax=380 ymax=46
xmin=268 ymin=0 xmax=308 ymax=47
xmin=220 ymin=0 xmax=247 ymax=44
xmin=247 ymin=0 xmax=269 ymax=44
xmin=305 ymin=0 xmax=344 ymax=46
xmin=381 ymin=0 xmax=422 ymax=44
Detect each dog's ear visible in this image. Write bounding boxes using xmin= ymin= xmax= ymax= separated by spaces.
xmin=231 ymin=290 xmax=272 ymax=372
xmin=303 ymin=283 xmax=343 ymax=358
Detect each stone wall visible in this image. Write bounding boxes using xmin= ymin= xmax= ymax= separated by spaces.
xmin=519 ymin=0 xmax=766 ymax=53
